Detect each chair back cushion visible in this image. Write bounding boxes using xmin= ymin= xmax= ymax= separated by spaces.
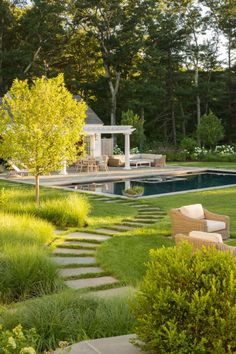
xmin=180 ymin=204 xmax=204 ymax=220
xmin=189 ymin=231 xmax=223 ymax=243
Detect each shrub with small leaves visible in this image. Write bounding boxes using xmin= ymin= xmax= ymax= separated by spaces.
xmin=113 ymin=145 xmax=124 ymax=155
xmin=0 ymin=324 xmax=38 ymax=354
xmin=133 ymin=243 xmax=236 ymax=353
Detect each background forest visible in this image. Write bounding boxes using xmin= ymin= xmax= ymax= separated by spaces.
xmin=1 ymin=0 xmax=236 ymax=147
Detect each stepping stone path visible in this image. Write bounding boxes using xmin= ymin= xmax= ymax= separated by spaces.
xmin=52 ymin=197 xmax=167 ymax=296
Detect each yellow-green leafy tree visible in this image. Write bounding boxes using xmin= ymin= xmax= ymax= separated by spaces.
xmin=0 ymin=74 xmax=86 ymax=205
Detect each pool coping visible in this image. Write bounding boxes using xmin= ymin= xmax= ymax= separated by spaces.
xmin=54 ymin=168 xmax=236 ymax=199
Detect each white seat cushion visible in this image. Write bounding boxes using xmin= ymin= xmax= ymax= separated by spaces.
xmin=180 ymin=204 xmax=204 ymax=220
xmin=205 ymin=219 xmax=226 ymax=232
xmin=189 ymin=231 xmax=223 ymax=243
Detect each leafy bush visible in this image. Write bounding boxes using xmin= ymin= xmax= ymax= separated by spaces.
xmin=113 ymin=144 xmax=124 ymax=155
xmin=133 ymin=243 xmax=236 ymax=353
xmin=1 ymin=291 xmax=135 ymax=352
xmin=0 ymin=245 xmax=63 ymax=303
xmin=121 ymin=109 xmax=145 ymax=149
xmin=165 ymin=149 xmax=188 ymax=161
xmin=37 ymin=194 xmax=90 ymax=228
xmin=197 ymin=111 xmax=225 ymax=148
xmin=123 ymin=186 xmax=144 ymax=196
xmin=0 ymin=324 xmax=38 ymax=354
xmin=180 ymin=137 xmax=198 ymax=154
xmin=0 ymin=213 xmax=53 ymax=247
xmin=215 ymin=144 xmax=235 ymax=156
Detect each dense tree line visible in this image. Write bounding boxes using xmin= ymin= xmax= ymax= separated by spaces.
xmin=1 ymin=0 xmax=236 ymax=146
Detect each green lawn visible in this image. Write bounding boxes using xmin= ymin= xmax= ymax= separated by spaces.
xmin=169 ymin=161 xmax=236 ymax=169
xmin=96 ymin=236 xmax=174 ymax=286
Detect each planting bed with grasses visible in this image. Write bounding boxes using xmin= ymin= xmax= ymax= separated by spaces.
xmin=1 ymin=178 xmax=236 ymax=352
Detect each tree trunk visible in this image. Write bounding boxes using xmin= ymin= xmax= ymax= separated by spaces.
xmin=35 ymin=175 xmax=40 ymax=206
xmin=180 ymin=103 xmax=186 ymax=137
xmin=108 ymin=71 xmax=121 ymax=126
xmin=227 ymin=31 xmax=233 ymax=143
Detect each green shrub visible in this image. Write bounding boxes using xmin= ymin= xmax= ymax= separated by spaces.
xmin=1 ymin=291 xmax=135 ymax=352
xmin=0 ymin=213 xmax=53 ymax=247
xmin=197 ymin=111 xmax=225 ymax=148
xmin=0 ymin=324 xmax=38 ymax=354
xmin=0 ymin=245 xmax=64 ymax=303
xmin=133 ymin=243 xmax=236 ymax=353
xmin=166 ymin=149 xmax=188 ymax=161
xmin=37 ymin=194 xmax=90 ymax=227
xmin=180 ymin=137 xmax=198 ymax=154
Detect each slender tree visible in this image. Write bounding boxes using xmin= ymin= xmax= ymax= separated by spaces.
xmin=0 ymin=74 xmax=86 ymax=205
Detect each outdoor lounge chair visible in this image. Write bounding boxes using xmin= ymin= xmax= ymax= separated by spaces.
xmin=170 ymin=204 xmax=230 ymax=240
xmin=8 ymin=162 xmax=29 ymax=177
xmin=175 ymin=233 xmax=236 ymax=257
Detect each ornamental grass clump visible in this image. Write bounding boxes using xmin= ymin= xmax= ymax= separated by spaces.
xmin=0 ymin=245 xmax=64 ymax=303
xmin=0 ymin=213 xmax=53 ymax=247
xmin=133 ymin=243 xmax=236 ymax=353
xmin=37 ymin=194 xmax=90 ymax=227
xmin=1 ymin=291 xmax=135 ymax=352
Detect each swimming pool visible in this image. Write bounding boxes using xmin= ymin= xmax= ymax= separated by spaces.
xmin=65 ymin=172 xmax=236 ymax=197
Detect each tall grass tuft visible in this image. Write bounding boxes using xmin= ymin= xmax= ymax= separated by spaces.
xmin=0 ymin=290 xmax=136 ymax=352
xmin=2 ymin=189 xmax=90 ymax=228
xmin=0 ymin=245 xmax=64 ymax=303
xmin=37 ymin=194 xmax=90 ymax=227
xmin=0 ymin=213 xmax=53 ymax=247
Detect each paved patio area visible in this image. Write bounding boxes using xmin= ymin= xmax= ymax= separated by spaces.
xmin=1 ymin=165 xmax=207 ymax=187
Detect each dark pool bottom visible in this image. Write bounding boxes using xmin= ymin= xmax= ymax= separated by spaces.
xmin=65 ymin=172 xmax=236 ymax=197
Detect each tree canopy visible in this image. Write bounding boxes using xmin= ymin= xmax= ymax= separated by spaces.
xmin=1 ymin=0 xmax=236 ymax=145
xmin=0 ymin=74 xmax=86 ymax=204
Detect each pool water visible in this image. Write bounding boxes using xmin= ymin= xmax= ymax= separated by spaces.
xmin=66 ymin=172 xmax=236 ymax=197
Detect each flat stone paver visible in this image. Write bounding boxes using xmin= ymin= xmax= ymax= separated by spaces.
xmin=88 ymin=286 xmax=136 ymax=298
xmin=52 ymin=256 xmax=96 ymax=266
xmin=65 ymin=276 xmax=118 ymax=289
xmin=112 ymin=225 xmax=136 ymax=231
xmin=63 ymin=241 xmax=99 ymax=248
xmin=53 ymin=248 xmax=95 ymax=255
xmin=55 ymin=335 xmax=145 ymax=354
xmin=65 ymin=232 xmax=111 ymax=241
xmin=95 ymin=228 xmax=120 ymax=235
xmin=60 ymin=267 xmax=104 ymax=278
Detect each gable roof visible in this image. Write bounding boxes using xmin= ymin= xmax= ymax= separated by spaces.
xmin=0 ymin=95 xmax=104 ymax=126
xmin=74 ymin=95 xmax=103 ymax=125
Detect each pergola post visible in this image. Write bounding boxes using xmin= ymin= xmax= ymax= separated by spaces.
xmin=59 ymin=160 xmax=68 ymax=175
xmin=124 ymin=133 xmax=131 ymax=170
xmin=90 ymin=134 xmax=96 ymax=157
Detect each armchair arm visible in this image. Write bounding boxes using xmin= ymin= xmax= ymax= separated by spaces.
xmin=170 ymin=209 xmax=207 ymax=237
xmin=204 ymin=208 xmax=230 ymax=232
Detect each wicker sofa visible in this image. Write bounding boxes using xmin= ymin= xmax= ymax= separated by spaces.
xmin=170 ymin=204 xmax=230 ymax=240
xmin=108 ymin=154 xmax=166 ymax=167
xmin=175 ymin=233 xmax=236 ymax=256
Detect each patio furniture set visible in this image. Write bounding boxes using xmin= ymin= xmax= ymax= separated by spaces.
xmin=170 ymin=203 xmax=235 ymax=255
xmin=108 ymin=153 xmax=166 ymax=168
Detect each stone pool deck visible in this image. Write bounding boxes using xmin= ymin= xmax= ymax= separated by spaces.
xmin=2 ymin=165 xmax=207 ymax=188
xmin=55 ymin=334 xmax=146 ymax=354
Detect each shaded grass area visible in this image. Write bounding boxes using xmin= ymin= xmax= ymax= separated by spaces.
xmin=0 ymin=290 xmax=135 ymax=352
xmin=139 ymin=187 xmax=236 ymax=238
xmin=96 ymin=236 xmax=174 ymax=286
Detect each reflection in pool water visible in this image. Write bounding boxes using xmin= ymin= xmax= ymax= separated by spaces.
xmin=65 ymin=173 xmax=236 ymax=197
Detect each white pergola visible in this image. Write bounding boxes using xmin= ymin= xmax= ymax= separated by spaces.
xmin=60 ymin=125 xmax=135 ymax=174
xmin=84 ymin=125 xmax=136 ymax=170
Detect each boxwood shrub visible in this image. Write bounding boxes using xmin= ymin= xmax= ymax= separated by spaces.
xmin=133 ymin=243 xmax=236 ymax=353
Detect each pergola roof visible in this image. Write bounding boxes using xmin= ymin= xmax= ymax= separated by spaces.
xmin=84 ymin=125 xmax=135 ymax=135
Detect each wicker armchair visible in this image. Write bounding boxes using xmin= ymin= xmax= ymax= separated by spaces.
xmin=175 ymin=234 xmax=236 ymax=257
xmin=170 ymin=206 xmax=230 ymax=240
